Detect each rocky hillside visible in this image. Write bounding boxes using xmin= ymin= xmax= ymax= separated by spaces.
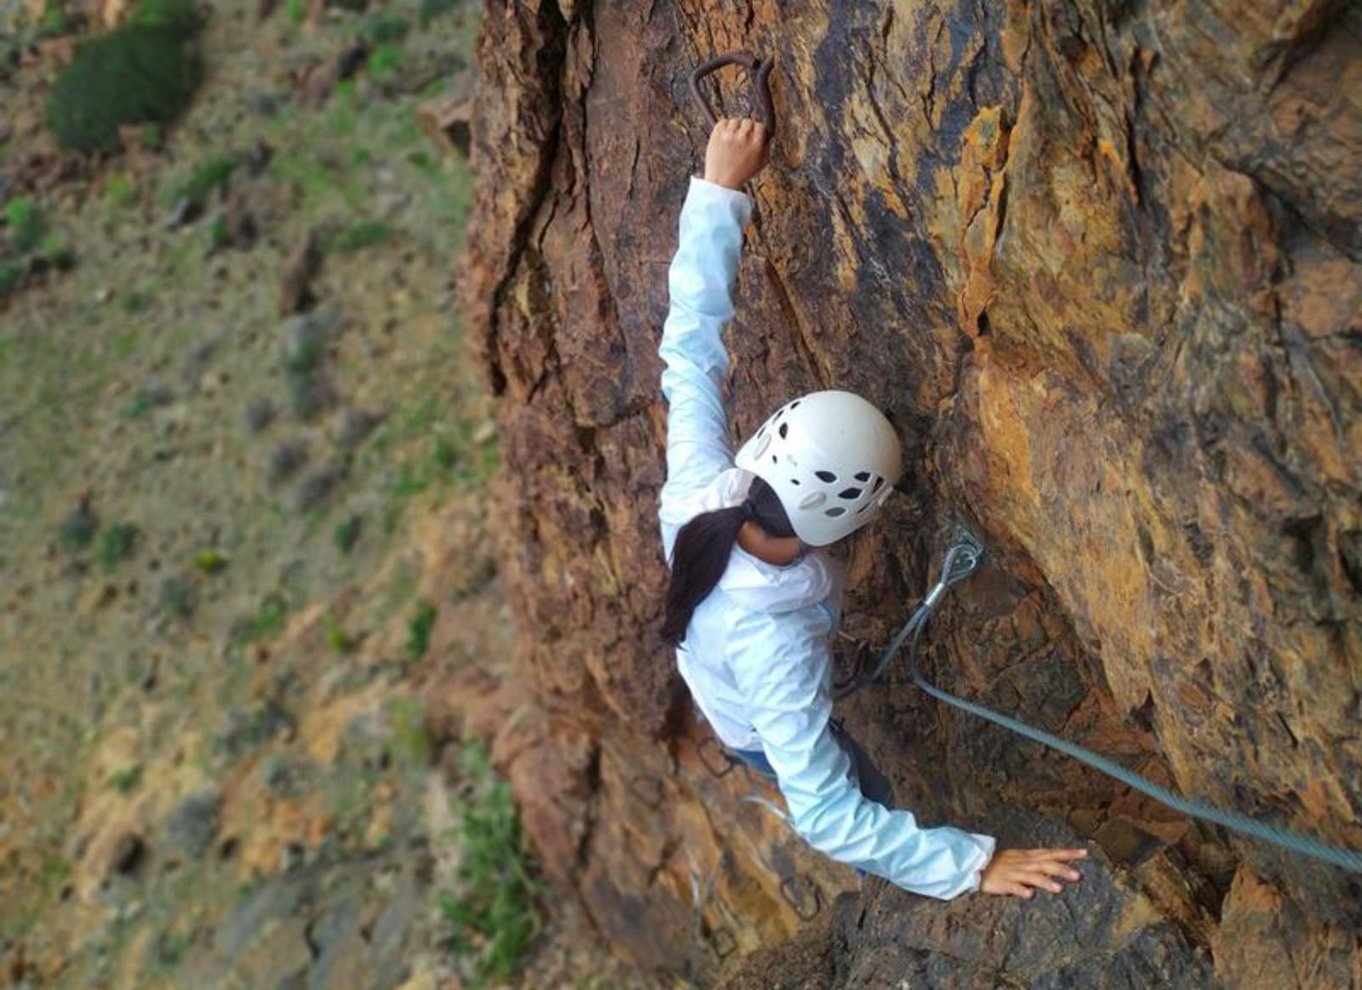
xmin=0 ymin=2 xmax=654 ymax=988
xmin=464 ymin=1 xmax=1362 ymax=987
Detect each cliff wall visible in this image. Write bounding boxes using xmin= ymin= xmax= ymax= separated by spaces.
xmin=462 ymin=2 xmax=1362 ymax=986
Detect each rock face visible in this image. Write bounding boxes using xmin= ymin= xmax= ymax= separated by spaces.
xmin=462 ymin=2 xmax=1362 ymax=986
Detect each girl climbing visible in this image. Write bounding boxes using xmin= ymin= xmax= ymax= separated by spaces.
xmin=657 ymin=116 xmax=1089 ymax=900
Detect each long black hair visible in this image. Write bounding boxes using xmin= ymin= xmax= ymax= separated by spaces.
xmin=661 ymin=476 xmax=795 ymax=646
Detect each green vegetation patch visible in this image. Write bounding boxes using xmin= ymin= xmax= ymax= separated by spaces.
xmin=327 ymin=220 xmax=392 ymax=254
xmin=0 ymin=261 xmax=23 ymax=295
xmin=367 ymin=43 xmax=404 ymax=80
xmin=106 ymin=174 xmax=136 ymax=208
xmin=215 ymin=699 xmax=296 ymax=759
xmin=99 ymin=522 xmax=139 ymax=571
xmin=418 ymin=0 xmax=459 ymax=27
xmin=158 ymin=575 xmax=198 ymax=618
xmin=58 ymin=504 xmax=99 ymax=551
xmin=387 ymin=696 xmax=432 ymax=765
xmin=333 ymin=514 xmax=363 ymax=554
xmin=46 ymin=0 xmax=203 ymax=153
xmin=181 ymin=153 xmax=240 ymax=208
xmin=406 ymin=600 xmax=437 ymax=660
xmin=323 ymin=613 xmax=353 ymax=653
xmin=439 ymin=743 xmax=541 ymax=986
xmin=109 ymin=763 xmax=143 ymax=793
xmin=130 ymin=0 xmax=202 ymax=33
xmin=192 ymin=547 xmax=227 ymax=574
xmin=231 ymin=593 xmax=288 ymax=646
xmin=361 ymin=14 xmax=410 ymax=45
xmin=4 ymin=197 xmax=44 ymax=253
xmin=150 ymin=929 xmax=190 ymax=971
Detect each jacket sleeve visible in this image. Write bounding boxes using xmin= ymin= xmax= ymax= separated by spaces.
xmin=731 ymin=606 xmax=997 ymax=899
xmin=658 ymin=177 xmax=753 ymax=552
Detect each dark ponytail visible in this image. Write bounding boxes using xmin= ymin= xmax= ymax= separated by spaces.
xmin=661 ymin=477 xmax=795 ymax=646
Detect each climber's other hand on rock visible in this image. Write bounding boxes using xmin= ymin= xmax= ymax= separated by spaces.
xmin=704 ymin=117 xmax=769 ymax=190
xmin=979 ymin=846 xmax=1088 ymax=899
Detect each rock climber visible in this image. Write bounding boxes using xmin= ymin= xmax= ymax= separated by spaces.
xmin=657 ymin=117 xmax=1089 ymax=900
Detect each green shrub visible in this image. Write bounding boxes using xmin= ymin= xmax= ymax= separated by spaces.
xmin=158 ymin=575 xmax=197 ymax=618
xmin=121 ymin=382 xmax=171 ymax=419
xmin=37 ymin=1 xmax=68 ymax=37
xmin=182 ymin=153 xmax=239 ymax=207
xmin=151 ymin=929 xmax=189 ymax=970
xmin=418 ymin=0 xmax=457 ymax=27
xmin=407 ymin=600 xmax=436 ymax=659
xmin=109 ymin=763 xmax=143 ymax=793
xmin=392 ymin=463 xmax=428 ymax=497
xmin=130 ymin=0 xmax=201 ymax=34
xmin=216 ymin=699 xmax=296 ymax=758
xmin=40 ymin=233 xmax=75 ymax=270
xmin=387 ymin=696 xmax=432 ymax=765
xmin=433 ymin=435 xmax=459 ymax=472
xmin=193 ymin=547 xmax=227 ymax=573
xmin=46 ymin=15 xmax=202 ymax=153
xmin=106 ymin=174 xmax=135 ymax=207
xmin=368 ymin=43 xmax=403 ymax=79
xmin=438 ymin=743 xmax=540 ymax=986
xmin=362 ymin=15 xmax=409 ymax=44
xmin=4 ymin=197 xmax=43 ymax=252
xmin=0 ymin=261 xmax=22 ymax=295
xmin=59 ymin=504 xmax=99 ymax=550
xmin=120 ymin=288 xmax=152 ymax=313
xmin=232 ymin=594 xmax=288 ymax=645
xmin=284 ymin=0 xmax=305 ymax=25
xmin=99 ymin=522 xmax=139 ymax=570
xmin=333 ymin=514 xmax=363 ymax=553
xmin=328 ymin=220 xmax=391 ymax=254
xmin=323 ymin=613 xmax=352 ymax=653
xmin=123 ymin=389 xmax=158 ymax=419
xmin=38 ymin=855 xmax=72 ymax=890
xmin=208 ymin=214 xmax=229 ymax=248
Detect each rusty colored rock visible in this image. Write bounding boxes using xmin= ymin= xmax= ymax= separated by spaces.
xmin=463 ymin=1 xmax=1362 ymax=986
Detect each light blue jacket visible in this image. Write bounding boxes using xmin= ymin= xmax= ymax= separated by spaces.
xmin=658 ymin=177 xmax=996 ymax=900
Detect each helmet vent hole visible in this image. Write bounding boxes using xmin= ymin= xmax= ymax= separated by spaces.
xmin=854 ymin=471 xmax=870 ymax=482
xmin=837 ymin=487 xmax=862 ymax=500
xmin=790 ymin=478 xmax=800 ymax=486
xmin=778 ymin=423 xmax=788 ymax=439
xmin=871 ymin=477 xmax=884 ymax=493
xmin=815 ymin=470 xmax=837 ymax=483
xmin=771 ymin=455 xmax=778 ymax=465
xmin=824 ymin=507 xmax=847 ymax=518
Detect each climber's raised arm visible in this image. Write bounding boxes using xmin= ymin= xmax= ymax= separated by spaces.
xmin=658 ymin=119 xmax=768 ymax=556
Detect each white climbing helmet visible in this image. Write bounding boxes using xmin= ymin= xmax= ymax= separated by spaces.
xmin=734 ymin=390 xmax=902 ymax=546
